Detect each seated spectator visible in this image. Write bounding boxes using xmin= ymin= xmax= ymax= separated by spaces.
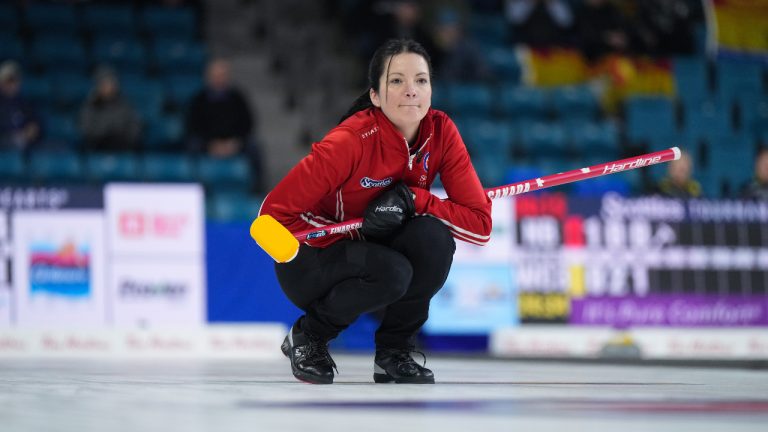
xmin=740 ymin=148 xmax=768 ymax=200
xmin=630 ymin=0 xmax=696 ymax=57
xmin=79 ymin=67 xmax=142 ymax=152
xmin=574 ymin=0 xmax=632 ymax=63
xmin=430 ymin=9 xmax=493 ymax=82
xmin=652 ymin=151 xmax=702 ymax=198
xmin=505 ymin=0 xmax=574 ymax=49
xmin=0 ymin=61 xmax=42 ymax=151
xmin=185 ymin=58 xmax=263 ymax=190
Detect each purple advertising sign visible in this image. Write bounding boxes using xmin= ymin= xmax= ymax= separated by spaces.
xmin=570 ymin=296 xmax=768 ymax=327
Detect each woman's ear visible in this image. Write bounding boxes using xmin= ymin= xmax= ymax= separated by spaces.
xmin=369 ymin=88 xmax=381 ymax=107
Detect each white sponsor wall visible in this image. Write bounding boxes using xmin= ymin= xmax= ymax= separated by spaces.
xmin=105 ymin=184 xmax=206 ymax=328
xmin=0 ymin=211 xmax=10 ymax=326
xmin=12 ymin=211 xmax=107 ymax=327
xmin=109 ymin=260 xmax=205 ymax=327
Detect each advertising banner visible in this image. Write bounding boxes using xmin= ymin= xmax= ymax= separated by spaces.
xmin=109 ymin=259 xmax=205 ymax=327
xmin=453 ymin=196 xmax=514 ymax=263
xmin=512 ymin=193 xmax=768 ymax=326
xmin=12 ymin=211 xmax=107 ymax=327
xmin=570 ymin=295 xmax=768 ymax=327
xmin=105 ymin=183 xmax=204 ymax=257
xmin=0 ymin=211 xmax=9 ymax=326
xmin=425 ymin=263 xmax=516 ymax=334
xmin=105 ymin=183 xmax=205 ymax=327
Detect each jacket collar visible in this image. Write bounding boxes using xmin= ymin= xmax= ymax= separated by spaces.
xmin=373 ymin=107 xmax=434 ymax=153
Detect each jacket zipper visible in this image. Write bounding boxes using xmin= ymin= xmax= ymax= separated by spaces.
xmin=405 ymin=133 xmax=433 ymax=171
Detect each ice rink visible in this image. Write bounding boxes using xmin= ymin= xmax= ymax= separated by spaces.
xmin=2 ymin=355 xmax=767 ymax=432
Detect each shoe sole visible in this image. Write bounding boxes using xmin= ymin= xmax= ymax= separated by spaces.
xmin=282 ymin=335 xmax=333 ymax=385
xmin=373 ymin=372 xmax=435 ymax=384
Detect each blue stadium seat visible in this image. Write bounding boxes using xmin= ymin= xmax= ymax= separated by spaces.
xmin=447 ymin=83 xmax=493 ymax=116
xmin=716 ymin=61 xmax=764 ymax=104
xmin=625 ymin=96 xmax=676 ymax=147
xmin=165 ymin=74 xmax=203 ymax=108
xmin=91 ymin=38 xmax=148 ymax=75
xmin=25 ymin=3 xmax=79 ymax=35
xmin=28 ymin=151 xmax=82 ymax=182
xmin=44 ymin=114 xmax=80 ymax=148
xmin=550 ymin=85 xmax=599 ymax=120
xmin=120 ymin=77 xmax=165 ymax=120
xmin=152 ymin=39 xmax=206 ymax=73
xmin=207 ymin=192 xmax=262 ymax=222
xmin=0 ymin=5 xmax=20 ymax=34
xmin=51 ymin=74 xmax=91 ymax=111
xmin=485 ymin=47 xmax=520 ymax=83
xmin=83 ymin=5 xmax=136 ymax=37
xmin=471 ymin=155 xmax=508 ymax=187
xmin=21 ymin=75 xmax=53 ymax=109
xmin=569 ymin=120 xmax=619 ymax=158
xmin=682 ymin=99 xmax=733 ymax=143
xmin=0 ymin=39 xmax=24 ymax=64
xmin=197 ymin=156 xmax=251 ymax=192
xmin=738 ymin=95 xmax=768 ymax=136
xmin=499 ymin=86 xmax=548 ymax=120
xmin=142 ymin=6 xmax=197 ymax=40
xmin=672 ymin=56 xmax=710 ymax=104
xmin=430 ymin=83 xmax=451 ymax=113
xmin=519 ymin=121 xmax=567 ymax=156
xmin=31 ymin=36 xmax=88 ymax=74
xmin=469 ymin=14 xmax=508 ymax=45
xmin=0 ymin=150 xmax=25 ymax=182
xmin=142 ymin=154 xmax=195 ymax=182
xmin=144 ymin=115 xmax=184 ymax=151
xmin=706 ymin=146 xmax=755 ymax=197
xmin=462 ymin=119 xmax=514 ymax=157
xmin=85 ymin=153 xmax=140 ymax=182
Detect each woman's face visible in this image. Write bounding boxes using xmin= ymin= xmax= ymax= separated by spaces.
xmin=370 ymin=53 xmax=431 ymax=137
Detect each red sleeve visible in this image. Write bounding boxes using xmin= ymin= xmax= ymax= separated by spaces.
xmin=412 ymin=117 xmax=492 ymax=245
xmin=259 ymin=128 xmax=359 ymax=240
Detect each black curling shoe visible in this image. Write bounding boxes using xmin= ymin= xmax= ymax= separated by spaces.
xmin=373 ymin=348 xmax=435 ymax=384
xmin=281 ymin=322 xmax=337 ymax=384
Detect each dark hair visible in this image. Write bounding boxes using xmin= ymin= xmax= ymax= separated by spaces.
xmin=338 ymin=39 xmax=433 ymax=124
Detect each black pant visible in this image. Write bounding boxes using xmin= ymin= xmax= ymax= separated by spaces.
xmin=274 ymin=216 xmax=456 ymax=349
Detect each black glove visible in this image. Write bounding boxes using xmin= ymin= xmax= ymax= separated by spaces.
xmin=361 ymin=182 xmax=415 ymax=238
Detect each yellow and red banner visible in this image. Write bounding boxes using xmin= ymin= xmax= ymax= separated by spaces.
xmin=712 ymin=0 xmax=768 ymax=54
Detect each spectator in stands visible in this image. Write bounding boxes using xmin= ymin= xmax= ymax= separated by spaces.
xmin=78 ymin=66 xmax=142 ymax=152
xmin=185 ymin=58 xmax=262 ymax=191
xmin=652 ymin=150 xmax=702 ymax=198
xmin=740 ymin=148 xmax=768 ymax=200
xmin=429 ymin=8 xmax=493 ymax=82
xmin=0 ymin=61 xmax=42 ymax=151
xmin=630 ymin=0 xmax=696 ymax=57
xmin=342 ymin=0 xmax=438 ymax=63
xmin=504 ymin=0 xmax=574 ymax=49
xmin=574 ymin=0 xmax=632 ymax=63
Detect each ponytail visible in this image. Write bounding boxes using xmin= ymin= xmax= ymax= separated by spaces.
xmin=337 ymin=38 xmax=433 ymax=125
xmin=338 ymin=90 xmax=373 ymax=124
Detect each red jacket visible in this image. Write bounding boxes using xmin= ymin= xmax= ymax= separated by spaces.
xmin=259 ymin=107 xmax=492 ymax=248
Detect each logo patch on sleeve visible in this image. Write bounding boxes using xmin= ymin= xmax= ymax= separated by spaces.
xmin=359 ymin=177 xmax=393 ymax=188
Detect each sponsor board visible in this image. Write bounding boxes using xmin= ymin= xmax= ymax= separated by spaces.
xmin=109 ymin=260 xmax=205 ymax=327
xmin=105 ymin=184 xmax=204 ymax=257
xmin=0 ymin=325 xmax=286 ymax=359
xmin=490 ymin=326 xmax=768 ymax=359
xmin=453 ymin=194 xmax=514 ymax=263
xmin=0 ymin=286 xmax=10 ymax=326
xmin=12 ymin=211 xmax=106 ymax=327
xmin=426 ymin=263 xmax=516 ymax=334
xmin=570 ymin=295 xmax=768 ymax=327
